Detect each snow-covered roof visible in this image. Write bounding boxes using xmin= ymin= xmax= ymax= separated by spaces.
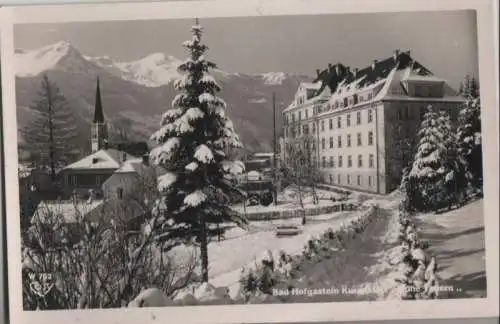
xmin=300 ymin=82 xmax=322 ymax=90
xmin=403 ymin=74 xmax=444 ymax=83
xmin=63 ymin=149 xmax=137 ymax=170
xmin=313 ymin=51 xmax=462 ymax=117
xmin=32 ymin=199 xmax=104 ymax=224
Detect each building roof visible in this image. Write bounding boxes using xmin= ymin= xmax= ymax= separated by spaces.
xmin=32 ymin=199 xmax=105 ymax=224
xmin=310 ymin=50 xmax=463 ymax=118
xmin=63 ymin=148 xmax=137 ymax=170
xmin=93 ymin=77 xmax=105 ymax=123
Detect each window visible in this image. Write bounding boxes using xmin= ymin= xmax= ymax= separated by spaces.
xmin=347 ymin=114 xmax=351 ymax=127
xmin=347 ymin=134 xmax=351 ymax=147
xmin=348 ymin=155 xmax=352 ymax=168
xmin=329 ymin=174 xmax=333 ymax=184
xmin=338 ymin=155 xmax=343 ymax=168
xmin=321 ymin=120 xmax=325 ymax=131
xmin=305 ymin=110 xmax=309 ymax=119
xmin=335 ymin=101 xmax=339 ymax=109
xmin=285 ymin=127 xmax=288 ymax=138
xmin=397 ymin=108 xmax=402 ymax=121
xmin=353 ymin=94 xmax=359 ymax=105
xmin=322 ymin=156 xmax=326 ymax=168
xmin=329 ymin=137 xmax=334 ymax=148
xmin=338 ymin=174 xmax=341 ymax=183
xmin=403 ymin=106 xmax=409 ymax=119
xmin=312 ymin=123 xmax=316 ymax=133
xmin=292 ymin=114 xmax=296 ymax=123
xmin=303 ymin=124 xmax=309 ymax=135
xmin=368 ymin=176 xmax=372 ymax=186
xmin=297 ymin=125 xmax=301 ymax=136
xmin=347 ymin=175 xmax=351 ymax=184
xmin=117 ymin=187 xmax=124 ymax=199
xmin=343 ymin=98 xmax=348 ymax=107
xmin=357 ymin=133 xmax=362 ymax=146
xmin=338 ymin=135 xmax=342 ymax=148
xmin=330 ymin=156 xmax=334 ymax=168
xmin=369 ymin=154 xmax=374 ymax=168
xmin=329 ymin=119 xmax=333 ymax=130
xmin=298 ymin=111 xmax=302 ymax=120
xmin=337 ymin=116 xmax=342 ymax=128
xmin=356 ymin=111 xmax=361 ymax=125
xmin=368 ymin=93 xmax=373 ymax=100
xmin=368 ymin=109 xmax=373 ymax=123
xmin=321 ymin=138 xmax=325 ymax=150
xmin=368 ymin=131 xmax=374 ymax=145
xmin=358 ymin=154 xmax=363 ymax=167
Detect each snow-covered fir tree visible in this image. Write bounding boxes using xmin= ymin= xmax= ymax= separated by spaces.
xmin=149 ymin=18 xmax=247 ymax=282
xmin=456 ymin=74 xmax=482 ymax=190
xmin=407 ymin=105 xmax=452 ymax=211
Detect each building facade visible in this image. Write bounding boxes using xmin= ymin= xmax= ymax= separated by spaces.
xmin=282 ymin=50 xmax=465 ymax=194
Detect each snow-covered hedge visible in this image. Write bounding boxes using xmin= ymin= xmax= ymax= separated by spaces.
xmin=386 ymin=203 xmax=439 ymax=300
xmin=238 ymin=206 xmax=377 ymax=303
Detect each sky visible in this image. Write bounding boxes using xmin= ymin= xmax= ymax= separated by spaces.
xmin=14 ymin=9 xmax=479 ymax=89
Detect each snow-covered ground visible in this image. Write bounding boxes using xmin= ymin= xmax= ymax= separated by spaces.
xmin=356 ymin=197 xmax=486 ymax=300
xmin=232 ymin=187 xmax=349 ymax=214
xmin=169 ymin=209 xmax=362 ymax=294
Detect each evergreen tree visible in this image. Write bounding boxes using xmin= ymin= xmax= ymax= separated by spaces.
xmin=407 ymin=105 xmax=451 ymax=211
xmin=456 ymin=74 xmax=482 ymax=191
xmin=22 ymin=75 xmax=80 ymax=179
xmin=149 ymin=19 xmax=247 ymax=282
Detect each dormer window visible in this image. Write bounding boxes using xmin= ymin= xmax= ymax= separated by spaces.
xmin=343 ymin=98 xmax=348 ymax=107
xmin=92 ymin=157 xmax=98 ymax=164
xmin=353 ymin=94 xmax=359 ymax=105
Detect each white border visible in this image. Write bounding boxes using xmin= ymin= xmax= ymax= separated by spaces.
xmin=1 ymin=0 xmax=499 ymax=323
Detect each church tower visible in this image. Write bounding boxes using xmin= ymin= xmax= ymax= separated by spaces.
xmin=91 ymin=77 xmax=108 ymax=152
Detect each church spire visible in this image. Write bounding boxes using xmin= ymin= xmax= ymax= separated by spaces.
xmin=93 ymin=77 xmax=104 ymax=123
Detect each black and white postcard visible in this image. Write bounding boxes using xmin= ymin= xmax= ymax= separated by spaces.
xmin=0 ymin=0 xmax=498 ymax=323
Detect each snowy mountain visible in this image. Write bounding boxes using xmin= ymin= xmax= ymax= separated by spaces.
xmin=15 ymin=41 xmax=312 ymax=153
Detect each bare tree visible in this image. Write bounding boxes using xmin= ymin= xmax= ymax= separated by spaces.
xmin=21 ymin=170 xmax=199 ymax=309
xmin=282 ymin=135 xmax=322 ymax=223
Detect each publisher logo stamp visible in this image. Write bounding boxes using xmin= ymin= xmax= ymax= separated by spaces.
xmin=28 ymin=272 xmax=55 ymax=298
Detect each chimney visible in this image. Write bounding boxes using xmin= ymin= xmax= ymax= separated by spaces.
xmin=335 ymin=64 xmax=341 ymax=75
xmin=122 ymin=151 xmax=127 ymax=162
xmin=142 ymin=153 xmax=149 ymax=166
xmin=353 ymin=68 xmax=359 ymax=77
xmin=328 ymin=63 xmax=333 ymax=72
xmin=316 ymin=69 xmax=320 ymax=77
xmin=393 ymin=49 xmax=400 ymax=61
xmin=372 ymin=60 xmax=378 ymax=70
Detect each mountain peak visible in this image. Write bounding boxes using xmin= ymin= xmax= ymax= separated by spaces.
xmin=15 ymin=40 xmax=83 ymax=77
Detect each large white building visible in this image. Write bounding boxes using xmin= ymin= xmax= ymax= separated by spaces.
xmin=281 ymin=50 xmax=465 ymax=194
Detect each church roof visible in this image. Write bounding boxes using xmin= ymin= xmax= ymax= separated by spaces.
xmin=93 ymin=77 xmax=105 ymax=123
xmin=63 ymin=148 xmax=137 ymax=170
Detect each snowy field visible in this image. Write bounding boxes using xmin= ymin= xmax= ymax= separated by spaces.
xmin=169 ymin=208 xmax=363 ymax=293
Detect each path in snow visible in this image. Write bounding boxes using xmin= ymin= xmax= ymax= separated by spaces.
xmin=414 ymin=198 xmax=486 ymax=298
xmin=284 ymin=206 xmax=394 ymax=303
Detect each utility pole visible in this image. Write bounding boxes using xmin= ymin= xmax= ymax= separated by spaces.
xmin=272 ymin=92 xmax=278 ymax=206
